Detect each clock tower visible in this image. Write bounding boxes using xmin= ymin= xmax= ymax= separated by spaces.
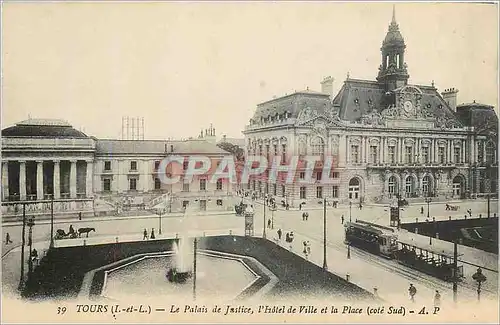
xmin=376 ymin=6 xmax=410 ymax=92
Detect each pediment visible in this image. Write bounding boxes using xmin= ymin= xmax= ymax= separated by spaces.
xmin=295 ymin=108 xmax=344 ymax=128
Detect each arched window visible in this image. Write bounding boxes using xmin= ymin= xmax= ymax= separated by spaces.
xmin=396 ymin=54 xmax=400 ymax=68
xmin=386 ymin=55 xmax=389 ymax=68
xmin=405 ymin=176 xmax=414 ymax=197
xmin=311 ymin=136 xmax=325 ymax=158
xmin=452 ymin=176 xmax=464 ymax=197
xmin=486 ymin=142 xmax=496 ymax=164
xmin=422 ymin=175 xmax=432 ymax=196
xmin=388 ymin=176 xmax=398 ymax=196
xmin=348 ymin=178 xmax=360 ymax=200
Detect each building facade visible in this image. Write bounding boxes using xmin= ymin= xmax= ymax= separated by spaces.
xmin=1 ymin=120 xmax=236 ymax=219
xmin=242 ymin=10 xmax=498 ymax=207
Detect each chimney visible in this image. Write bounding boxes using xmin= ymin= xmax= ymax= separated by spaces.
xmin=223 ymin=135 xmax=227 ymax=142
xmin=321 ymin=76 xmax=334 ymax=97
xmin=441 ymin=88 xmax=459 ymax=112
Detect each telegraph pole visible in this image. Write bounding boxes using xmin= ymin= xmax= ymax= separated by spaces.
xmin=263 ymin=197 xmax=266 ymax=239
xmin=323 ymin=198 xmax=328 ymax=270
xmin=192 ymin=237 xmax=197 ymax=301
xmin=18 ymin=203 xmax=26 ymax=291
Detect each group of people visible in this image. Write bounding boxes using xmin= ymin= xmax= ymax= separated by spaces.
xmin=143 ymin=228 xmax=156 ymax=240
xmin=408 ymin=284 xmax=441 ymax=307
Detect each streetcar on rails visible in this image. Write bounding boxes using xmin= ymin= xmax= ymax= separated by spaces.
xmin=395 ymin=241 xmax=464 ymax=282
xmin=344 ymin=219 xmax=399 ymax=258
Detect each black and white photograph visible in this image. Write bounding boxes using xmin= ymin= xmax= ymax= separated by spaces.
xmin=1 ymin=1 xmax=498 ymax=323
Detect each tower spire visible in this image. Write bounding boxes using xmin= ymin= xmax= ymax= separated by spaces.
xmin=392 ymin=4 xmax=396 ymax=24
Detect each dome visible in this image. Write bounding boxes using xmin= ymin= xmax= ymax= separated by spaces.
xmin=1 ymin=118 xmax=88 ymax=138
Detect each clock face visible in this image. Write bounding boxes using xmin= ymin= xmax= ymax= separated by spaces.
xmin=403 ymin=100 xmax=413 ymax=112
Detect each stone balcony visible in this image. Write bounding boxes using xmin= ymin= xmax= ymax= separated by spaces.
xmin=365 ymin=162 xmax=466 ymax=169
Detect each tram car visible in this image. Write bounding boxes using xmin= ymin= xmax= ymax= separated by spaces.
xmin=395 ymin=242 xmax=464 ymax=282
xmin=344 ymin=220 xmax=399 ymax=258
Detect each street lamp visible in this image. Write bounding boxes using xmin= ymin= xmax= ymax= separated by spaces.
xmin=349 ymin=200 xmax=352 ymax=223
xmin=193 ymin=237 xmax=198 ymax=301
xmin=158 ymin=209 xmax=163 ymax=235
xmin=425 ymin=196 xmax=432 ymax=219
xmin=262 ymin=197 xmax=266 ymax=239
xmin=322 ymin=198 xmax=328 ymax=270
xmin=472 ymin=267 xmax=487 ymax=302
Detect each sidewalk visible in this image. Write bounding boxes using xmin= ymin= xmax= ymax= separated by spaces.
xmin=1 ymin=210 xmax=236 ymax=227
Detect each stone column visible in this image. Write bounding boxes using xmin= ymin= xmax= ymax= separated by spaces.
xmin=53 ymin=160 xmax=60 ymax=199
xmin=483 ymin=141 xmax=487 ymax=163
xmin=70 ymin=160 xmax=77 ymax=198
xmin=36 ymin=160 xmax=44 ymax=200
xmin=86 ymin=160 xmax=93 ymax=198
xmin=19 ymin=160 xmax=27 ymax=200
xmin=2 ymin=161 xmax=9 ymax=200
xmin=346 ymin=136 xmax=350 ymax=164
xmin=470 ymin=136 xmax=475 ymax=163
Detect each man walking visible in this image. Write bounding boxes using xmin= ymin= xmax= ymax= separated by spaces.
xmin=341 ymin=215 xmax=344 ymax=225
xmin=408 ymin=284 xmax=417 ymax=302
xmin=277 ymin=228 xmax=282 ymax=241
xmin=434 ymin=290 xmax=441 ymax=307
xmin=143 ymin=228 xmax=149 ymax=240
xmin=5 ymin=232 xmax=12 ymax=245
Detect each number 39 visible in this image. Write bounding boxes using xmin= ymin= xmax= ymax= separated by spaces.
xmin=57 ymin=307 xmax=67 ymax=315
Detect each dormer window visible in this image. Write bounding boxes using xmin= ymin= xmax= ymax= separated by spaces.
xmin=438 ymin=104 xmax=443 ymax=109
xmin=354 ymin=98 xmax=359 ymax=105
xmin=426 ymin=103 xmax=431 ymax=109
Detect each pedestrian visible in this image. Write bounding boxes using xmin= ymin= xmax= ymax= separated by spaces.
xmin=408 ymin=284 xmax=417 ymax=302
xmin=277 ymin=228 xmax=282 ymax=240
xmin=5 ymin=232 xmax=12 ymax=245
xmin=143 ymin=228 xmax=148 ymax=240
xmin=267 ymin=219 xmax=271 ymax=228
xmin=299 ymin=203 xmax=302 ymax=211
xmin=303 ymin=241 xmax=308 ymax=255
xmin=69 ymin=225 xmax=75 ymax=235
xmin=79 ymin=212 xmax=82 ymax=220
xmin=305 ymin=212 xmax=309 ymax=221
xmin=341 ymin=215 xmax=344 ymax=224
xmin=434 ymin=290 xmax=441 ymax=307
xmin=420 ymin=207 xmax=424 ymax=214
xmin=306 ymin=241 xmax=311 ymax=254
xmin=286 ymin=203 xmax=289 ymax=210
xmin=289 ymin=231 xmax=294 ymax=242
xmin=150 ymin=228 xmax=156 ymax=239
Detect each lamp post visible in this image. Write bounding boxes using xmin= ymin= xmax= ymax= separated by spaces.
xmin=49 ymin=197 xmax=54 ymax=248
xmin=18 ymin=203 xmax=27 ymax=291
xmin=262 ymin=197 xmax=266 ymax=239
xmin=27 ymin=216 xmax=35 ymax=276
xmin=472 ymin=267 xmax=487 ymax=302
xmin=158 ymin=209 xmax=162 ymax=235
xmin=349 ymin=200 xmax=352 ymax=223
xmin=322 ymin=198 xmax=328 ymax=270
xmin=425 ymin=196 xmax=431 ymax=219
xmin=192 ymin=237 xmax=198 ymax=301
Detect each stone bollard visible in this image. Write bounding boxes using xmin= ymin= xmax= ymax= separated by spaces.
xmin=346 ymin=273 xmax=350 ymax=282
xmin=449 ymin=216 xmax=452 ymax=220
xmin=416 ymin=218 xmax=419 ymax=223
xmin=432 ymin=217 xmax=436 ymax=222
xmin=229 ymin=230 xmax=233 ymax=235
xmin=83 ymin=240 xmax=86 ymax=246
xmin=479 ymin=214 xmax=482 ymax=219
xmin=414 ymin=228 xmax=418 ymax=234
xmin=115 ymin=237 xmax=118 ymax=243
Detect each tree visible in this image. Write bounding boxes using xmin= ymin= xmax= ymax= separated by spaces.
xmin=217 ymin=142 xmax=245 ymax=162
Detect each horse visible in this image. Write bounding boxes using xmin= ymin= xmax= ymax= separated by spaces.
xmin=78 ymin=227 xmax=96 ymax=238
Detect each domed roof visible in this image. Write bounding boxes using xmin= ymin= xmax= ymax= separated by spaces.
xmin=383 ymin=7 xmax=405 ymax=46
xmin=1 ymin=118 xmax=89 ymax=138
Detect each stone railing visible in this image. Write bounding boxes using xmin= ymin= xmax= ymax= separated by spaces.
xmin=1 ymin=198 xmax=95 ymax=219
xmin=2 ymin=137 xmax=95 ymax=150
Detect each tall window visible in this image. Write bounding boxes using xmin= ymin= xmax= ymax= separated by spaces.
xmin=281 ymin=144 xmax=287 ymax=163
xmin=300 ymin=186 xmax=306 ymax=199
xmin=422 ymin=146 xmax=429 ymax=164
xmin=252 ymin=180 xmax=256 ymax=191
xmin=258 ymin=145 xmax=263 ymax=156
xmin=477 ymin=142 xmax=484 ymax=162
xmin=272 ymin=184 xmax=277 ymax=196
xmin=183 ymin=161 xmax=189 ymax=170
xmin=130 ymin=161 xmax=137 ymax=171
xmin=316 ymin=172 xmax=322 ymax=181
xmin=154 ymin=160 xmax=160 ymax=170
xmin=332 ymin=186 xmax=339 ymax=198
xmin=216 ymin=179 xmax=223 ymax=190
xmin=129 ymin=178 xmax=137 ymax=191
xmin=154 ymin=178 xmax=161 ymax=190
xmin=454 ymin=147 xmax=461 ymax=163
xmin=258 ymin=181 xmax=262 ymax=193
xmin=183 ymin=183 xmax=190 ymax=192
xmin=369 ymin=146 xmax=378 ymax=163
xmin=486 ymin=142 xmax=496 ymax=163
xmin=396 ymin=54 xmax=400 ymax=68
xmin=405 ymin=146 xmax=413 ymax=163
xmin=273 ymin=144 xmax=278 ymax=157
xmin=104 ymin=161 xmax=111 ymax=171
xmin=422 ymin=175 xmax=431 ymax=196
xmin=103 ymin=179 xmax=111 ymax=192
xmin=281 ymin=185 xmax=286 ymax=197
xmin=388 ymin=176 xmax=397 ymax=195
xmin=348 ymin=178 xmax=360 ymax=199
xmin=265 ymin=183 xmax=269 ymax=194
xmin=405 ymin=176 xmax=413 ymax=197
xmin=311 ymin=137 xmax=325 ymax=158
xmin=299 ymin=172 xmax=305 ymax=180
xmin=351 ymin=145 xmax=360 ymax=163
xmin=265 ymin=145 xmax=270 ymax=160
xmin=200 ymin=179 xmax=206 ymax=191
xmin=316 ymin=186 xmax=323 ymax=199
xmin=388 ymin=146 xmax=396 ymax=164
xmin=438 ymin=147 xmax=445 ymax=164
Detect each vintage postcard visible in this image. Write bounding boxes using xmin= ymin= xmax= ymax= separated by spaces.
xmin=1 ymin=1 xmax=498 ymax=323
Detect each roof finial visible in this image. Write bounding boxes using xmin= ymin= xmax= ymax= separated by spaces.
xmin=431 ymin=80 xmax=435 ymax=87
xmin=392 ymin=4 xmax=396 ymax=24
xmin=347 ymin=71 xmax=350 ymax=79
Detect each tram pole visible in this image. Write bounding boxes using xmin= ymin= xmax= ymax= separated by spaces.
xmin=322 ymin=198 xmax=328 ymax=271
xmin=262 ymin=197 xmax=266 ymax=239
xmin=453 ymin=239 xmax=458 ymax=303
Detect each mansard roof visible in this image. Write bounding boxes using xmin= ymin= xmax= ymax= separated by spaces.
xmin=331 ymin=78 xmax=463 ymax=126
xmin=456 ymin=102 xmax=498 ymax=136
xmin=1 ymin=119 xmax=88 ymax=138
xmin=250 ymin=90 xmax=331 ymax=121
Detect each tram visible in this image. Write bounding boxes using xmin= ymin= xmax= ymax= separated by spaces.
xmin=395 ymin=242 xmax=464 ymax=282
xmin=344 ymin=219 xmax=399 ymax=258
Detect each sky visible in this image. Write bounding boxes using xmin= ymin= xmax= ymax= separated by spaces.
xmin=2 ymin=2 xmax=498 ymax=140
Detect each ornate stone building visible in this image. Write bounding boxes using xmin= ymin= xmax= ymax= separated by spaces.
xmin=243 ymin=9 xmax=498 ymax=206
xmin=1 ymin=119 xmax=235 ymax=220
